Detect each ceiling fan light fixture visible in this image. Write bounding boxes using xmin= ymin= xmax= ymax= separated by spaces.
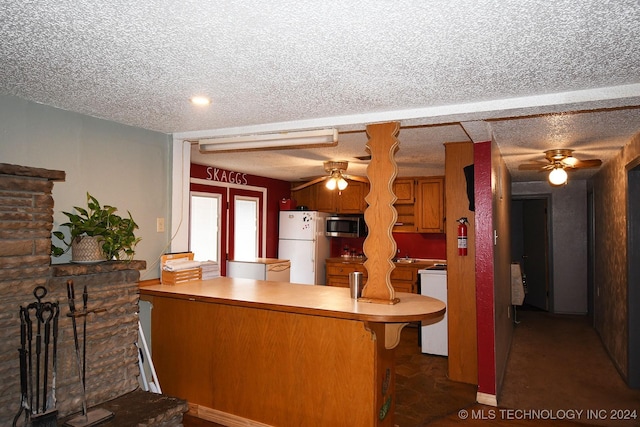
xmin=561 ymin=156 xmax=578 ymax=167
xmin=325 ymin=177 xmax=337 ymax=190
xmin=548 ymin=166 xmax=568 ymax=186
xmin=325 ymin=170 xmax=349 ymax=191
xmin=337 ymin=177 xmax=348 ymax=191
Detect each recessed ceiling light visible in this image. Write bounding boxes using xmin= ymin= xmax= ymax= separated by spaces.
xmin=190 ymin=96 xmax=211 ymax=106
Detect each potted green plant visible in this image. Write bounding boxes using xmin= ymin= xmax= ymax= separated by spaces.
xmin=51 ymin=192 xmax=141 ymax=262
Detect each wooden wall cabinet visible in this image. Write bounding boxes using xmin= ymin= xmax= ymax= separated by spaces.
xmin=291 ymin=180 xmax=369 ymax=213
xmin=416 ymin=177 xmax=445 ymax=233
xmin=291 ymin=184 xmax=314 ymax=210
xmin=393 ymin=178 xmax=417 ymax=232
xmin=393 ymin=178 xmax=415 ymax=204
xmin=314 ymin=182 xmax=336 ymax=212
xmin=392 ymin=177 xmax=445 ymax=233
xmin=291 ymin=176 xmax=444 ymax=231
xmin=336 ymin=180 xmax=369 ymax=213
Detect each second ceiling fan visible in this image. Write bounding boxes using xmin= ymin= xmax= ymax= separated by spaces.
xmin=518 ymin=149 xmax=602 ymax=185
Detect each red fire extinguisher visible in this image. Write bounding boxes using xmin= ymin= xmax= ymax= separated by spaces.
xmin=457 ymin=217 xmax=469 ymax=256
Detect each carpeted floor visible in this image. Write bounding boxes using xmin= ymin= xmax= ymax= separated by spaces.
xmin=184 ymin=310 xmax=640 ymax=426
xmin=498 ymin=309 xmax=640 ymax=427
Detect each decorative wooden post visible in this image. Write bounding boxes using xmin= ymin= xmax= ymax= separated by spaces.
xmin=361 ymin=122 xmax=400 ymax=304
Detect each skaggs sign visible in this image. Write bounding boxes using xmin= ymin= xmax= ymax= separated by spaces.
xmin=205 ymin=167 xmax=248 ymax=185
xmin=191 ymin=164 xmax=250 ymax=186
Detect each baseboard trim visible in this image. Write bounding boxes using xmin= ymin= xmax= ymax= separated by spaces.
xmin=188 ymin=403 xmax=274 ymax=427
xmin=476 ymin=392 xmax=498 ymax=407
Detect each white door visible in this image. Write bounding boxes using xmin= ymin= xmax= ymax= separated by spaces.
xmin=278 ymin=239 xmax=315 ymax=285
xmin=233 ymin=196 xmax=259 ymax=261
xmin=190 ymin=192 xmax=222 ymax=263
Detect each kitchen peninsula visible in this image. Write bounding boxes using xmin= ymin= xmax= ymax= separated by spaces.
xmin=142 ymin=122 xmax=448 ymax=426
xmin=139 ymin=277 xmax=445 ymax=427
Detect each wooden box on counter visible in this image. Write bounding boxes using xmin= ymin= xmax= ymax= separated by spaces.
xmin=161 ymin=252 xmax=202 ymax=285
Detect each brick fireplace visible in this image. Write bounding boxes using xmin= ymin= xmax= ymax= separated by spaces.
xmin=0 ymin=163 xmax=187 ymax=426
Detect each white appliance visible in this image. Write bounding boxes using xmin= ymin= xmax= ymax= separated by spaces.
xmin=278 ymin=211 xmax=329 ymax=285
xmin=420 ymin=267 xmax=448 ymax=356
xmin=227 ymin=259 xmax=291 ymax=282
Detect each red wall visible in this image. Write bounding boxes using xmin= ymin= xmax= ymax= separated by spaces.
xmin=190 ymin=163 xmax=291 ymax=258
xmin=329 ymin=233 xmax=446 ymax=259
xmin=190 ymin=163 xmax=448 ymax=262
xmin=474 ymin=141 xmax=496 ymax=396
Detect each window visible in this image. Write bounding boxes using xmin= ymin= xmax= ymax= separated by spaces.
xmin=233 ymin=197 xmax=259 ymax=261
xmin=190 ymin=193 xmax=221 ymax=262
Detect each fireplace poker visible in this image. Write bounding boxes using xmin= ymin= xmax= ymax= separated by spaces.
xmin=34 ymin=286 xmax=47 ymax=414
xmin=25 ymin=304 xmax=34 ymax=415
xmin=82 ymin=285 xmax=87 ymax=390
xmin=50 ymin=302 xmax=59 ymax=410
xmin=67 ymin=280 xmax=88 ymax=417
xmin=12 ymin=307 xmax=29 ymax=427
xmin=65 ymin=280 xmax=114 ymax=427
xmin=41 ymin=304 xmax=54 ymax=413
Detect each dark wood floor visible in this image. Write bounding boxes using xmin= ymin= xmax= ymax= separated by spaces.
xmin=184 ymin=310 xmax=640 ymax=426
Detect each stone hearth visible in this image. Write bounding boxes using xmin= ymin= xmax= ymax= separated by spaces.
xmin=0 ymin=163 xmax=187 ymax=426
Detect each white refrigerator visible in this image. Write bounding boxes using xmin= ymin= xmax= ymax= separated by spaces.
xmin=278 ymin=211 xmax=329 ymax=285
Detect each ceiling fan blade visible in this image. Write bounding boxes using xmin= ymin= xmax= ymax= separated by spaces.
xmin=571 ymin=159 xmax=602 ymax=169
xmin=291 ymin=176 xmax=328 ymax=191
xmin=518 ymin=162 xmax=549 ymax=171
xmin=342 ymin=174 xmax=369 ymax=183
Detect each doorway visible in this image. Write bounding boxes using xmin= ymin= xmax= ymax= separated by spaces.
xmin=627 ymin=162 xmax=640 ymax=388
xmin=189 ymin=183 xmax=265 ymax=276
xmin=511 ymin=197 xmax=551 ymax=311
xmin=228 ymin=188 xmax=265 ymax=261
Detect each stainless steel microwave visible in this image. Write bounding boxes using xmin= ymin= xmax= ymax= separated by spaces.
xmin=326 ymin=215 xmax=367 ymax=238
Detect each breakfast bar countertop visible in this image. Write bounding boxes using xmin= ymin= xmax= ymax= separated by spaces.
xmin=139 ymin=276 xmax=445 ymax=324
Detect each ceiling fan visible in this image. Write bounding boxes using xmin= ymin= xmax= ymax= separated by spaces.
xmin=518 ymin=149 xmax=602 ymax=185
xmin=291 ymin=160 xmax=368 ymax=191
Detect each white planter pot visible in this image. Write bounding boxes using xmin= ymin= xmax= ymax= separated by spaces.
xmin=71 ymin=235 xmax=105 ymax=263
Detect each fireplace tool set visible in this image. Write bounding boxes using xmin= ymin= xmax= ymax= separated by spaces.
xmin=13 ymin=286 xmax=60 ymax=427
xmin=13 ymin=281 xmax=113 ymax=427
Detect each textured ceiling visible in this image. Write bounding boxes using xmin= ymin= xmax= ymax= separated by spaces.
xmin=2 ymin=0 xmax=640 ymax=182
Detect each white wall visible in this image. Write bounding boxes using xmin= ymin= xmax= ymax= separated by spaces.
xmin=512 ymin=180 xmax=588 ymax=314
xmin=0 ymin=95 xmax=172 ymax=279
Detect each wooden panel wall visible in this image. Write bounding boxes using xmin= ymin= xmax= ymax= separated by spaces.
xmin=444 ymin=142 xmax=478 ymax=384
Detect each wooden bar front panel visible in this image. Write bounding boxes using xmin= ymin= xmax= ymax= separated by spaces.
xmin=151 ymin=295 xmax=397 ymax=426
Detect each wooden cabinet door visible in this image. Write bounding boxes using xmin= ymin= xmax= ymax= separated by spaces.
xmin=417 ymin=177 xmax=445 ymax=233
xmin=391 ymin=265 xmax=417 ymax=293
xmin=291 ymin=185 xmax=315 ymax=210
xmin=326 ymin=261 xmax=367 ymax=287
xmin=393 ymin=178 xmax=415 ymax=204
xmin=391 ymin=281 xmax=415 ymax=293
xmin=314 ymin=182 xmax=336 ymax=212
xmin=393 ymin=178 xmax=417 ymax=232
xmin=337 ymin=181 xmax=368 ymax=213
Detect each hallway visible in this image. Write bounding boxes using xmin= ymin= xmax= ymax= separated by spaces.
xmin=184 ymin=310 xmax=640 ymax=426
xmin=408 ymin=309 xmax=640 ymax=426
